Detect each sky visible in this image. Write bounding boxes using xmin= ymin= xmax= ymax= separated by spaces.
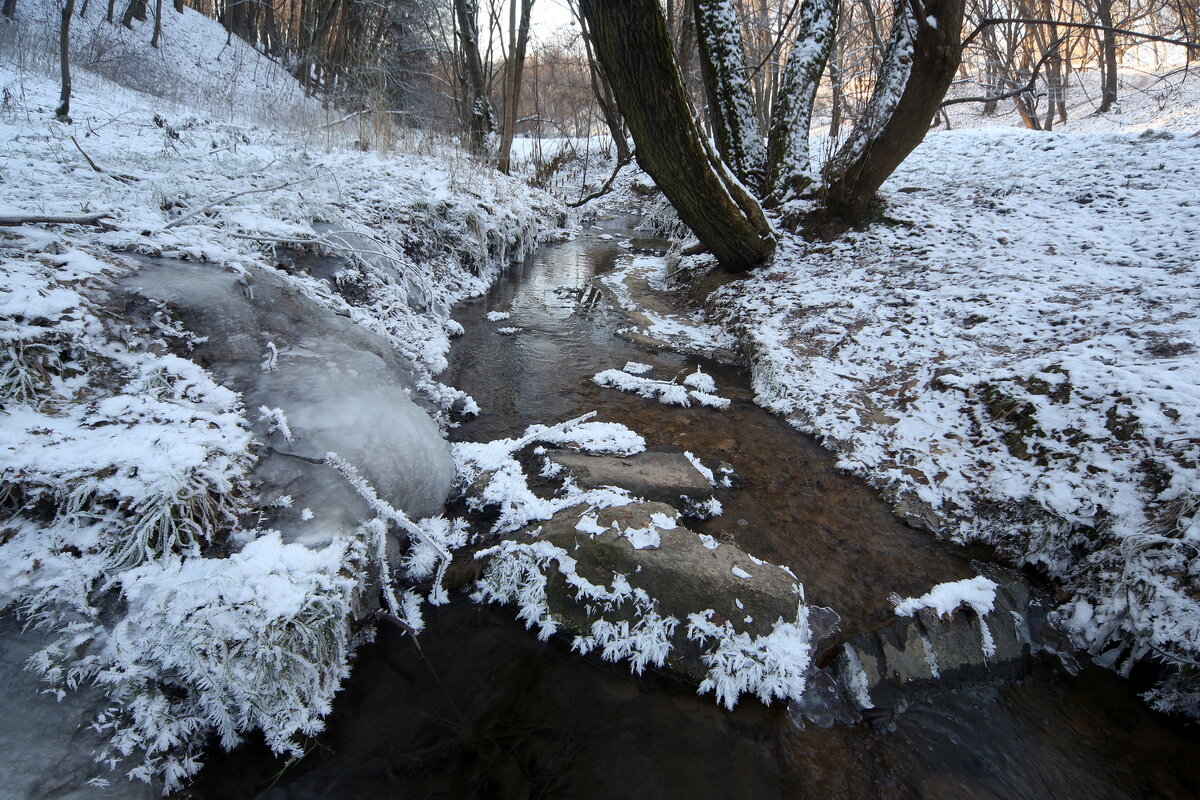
xmin=528 ymin=0 xmax=578 ymax=44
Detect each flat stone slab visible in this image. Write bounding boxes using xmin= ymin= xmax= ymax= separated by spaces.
xmin=475 ymin=502 xmax=820 ymax=706
xmin=548 ymin=450 xmax=715 ymax=508
xmin=835 ymin=580 xmax=1033 ymax=711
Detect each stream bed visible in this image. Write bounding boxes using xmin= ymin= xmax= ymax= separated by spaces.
xmin=190 ymin=222 xmax=1199 ymax=799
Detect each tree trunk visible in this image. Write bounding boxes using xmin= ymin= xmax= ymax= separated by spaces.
xmin=105 ymin=0 xmax=114 ymax=22
xmin=1096 ymin=0 xmax=1118 ymax=112
xmin=150 ymin=0 xmax=162 ymax=46
xmin=453 ymin=0 xmax=495 ymax=155
xmin=828 ymin=48 xmax=843 ymax=136
xmin=173 ymin=0 xmax=181 ymax=11
xmin=763 ymin=0 xmax=837 ymax=208
xmin=498 ymin=0 xmax=535 ymax=174
xmin=578 ymin=8 xmax=631 ymax=164
xmin=693 ymin=0 xmax=765 ymax=187
xmin=56 ymin=0 xmax=76 ymax=119
xmin=579 ymin=0 xmax=774 ymax=272
xmin=120 ymin=0 xmax=145 ymax=27
xmin=820 ymin=0 xmax=965 ymax=222
xmin=3 ymin=0 xmax=16 ymax=18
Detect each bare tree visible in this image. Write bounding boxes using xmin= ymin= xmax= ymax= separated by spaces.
xmin=694 ymin=0 xmax=766 ymax=186
xmin=56 ymin=0 xmax=77 ymax=119
xmin=151 ymin=0 xmax=163 ymax=47
xmin=763 ymin=0 xmax=838 ymax=205
xmin=454 ymin=0 xmax=496 ymax=154
xmin=579 ymin=0 xmax=776 ymax=271
xmin=497 ymin=0 xmax=535 ymax=174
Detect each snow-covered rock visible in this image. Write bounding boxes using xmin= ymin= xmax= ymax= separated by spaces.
xmin=474 ymin=502 xmax=829 ymax=710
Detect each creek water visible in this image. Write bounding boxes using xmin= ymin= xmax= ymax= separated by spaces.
xmin=190 ymin=222 xmax=1198 ymax=799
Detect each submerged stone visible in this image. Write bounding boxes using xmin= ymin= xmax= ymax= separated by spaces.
xmin=836 ymin=580 xmax=1033 ymax=711
xmin=546 ymin=450 xmax=716 ymax=509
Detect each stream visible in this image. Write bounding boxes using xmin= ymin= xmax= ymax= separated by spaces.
xmin=190 ymin=221 xmax=1199 ymax=799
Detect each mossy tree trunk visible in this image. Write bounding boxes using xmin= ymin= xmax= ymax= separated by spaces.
xmin=578 ymin=0 xmax=774 ymax=272
xmin=693 ymin=0 xmax=765 ymax=189
xmin=820 ymin=0 xmax=965 ymax=222
xmin=763 ymin=0 xmax=838 ymax=211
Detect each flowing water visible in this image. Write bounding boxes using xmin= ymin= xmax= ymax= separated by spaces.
xmin=190 ymin=222 xmax=1199 ymax=799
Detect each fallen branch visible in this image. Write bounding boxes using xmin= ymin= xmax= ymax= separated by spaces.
xmin=568 ymin=155 xmax=632 ymax=208
xmin=160 ymin=177 xmax=311 ymax=231
xmin=70 ymin=136 xmax=140 ymax=184
xmin=71 ymin=136 xmax=102 ymax=172
xmin=0 ymin=212 xmax=115 ymax=228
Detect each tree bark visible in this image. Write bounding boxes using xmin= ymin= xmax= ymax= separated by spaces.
xmin=120 ymin=0 xmax=146 ymax=27
xmin=579 ymin=0 xmax=774 ymax=271
xmin=1096 ymin=0 xmax=1118 ymax=112
xmin=820 ymin=0 xmax=965 ymax=222
xmin=763 ymin=0 xmax=837 ymax=208
xmin=56 ymin=0 xmax=76 ymax=119
xmin=0 ymin=212 xmax=114 ymax=227
xmin=577 ymin=7 xmax=631 ymax=164
xmin=498 ymin=0 xmax=535 ymax=174
xmin=453 ymin=0 xmax=495 ymax=155
xmin=693 ymin=0 xmax=765 ymax=187
xmin=150 ymin=0 xmax=162 ymax=46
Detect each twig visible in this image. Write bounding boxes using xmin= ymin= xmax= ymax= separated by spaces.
xmin=0 ymin=212 xmax=115 ymax=229
xmin=963 ymin=17 xmax=1200 ymax=50
xmin=942 ymin=35 xmax=1066 ymax=108
xmin=70 ymin=136 xmax=102 ymax=172
xmin=160 ymin=177 xmax=311 ymax=231
xmin=568 ymin=155 xmax=631 ymax=208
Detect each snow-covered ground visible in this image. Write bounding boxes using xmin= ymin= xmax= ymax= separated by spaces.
xmin=702 ymin=74 xmax=1200 ymax=716
xmin=0 ymin=6 xmax=562 ymax=793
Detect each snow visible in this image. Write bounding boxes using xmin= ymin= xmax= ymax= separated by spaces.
xmin=713 ymin=76 xmax=1200 ymax=714
xmin=453 ymin=413 xmax=645 ymax=535
xmin=486 ymin=311 xmax=512 ymax=321
xmin=475 ymin=539 xmax=819 ymax=711
xmin=893 ymin=576 xmax=999 ymax=618
xmin=593 ymin=361 xmax=732 ymax=410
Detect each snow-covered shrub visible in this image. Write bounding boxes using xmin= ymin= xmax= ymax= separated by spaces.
xmin=29 ymin=533 xmax=365 ymax=792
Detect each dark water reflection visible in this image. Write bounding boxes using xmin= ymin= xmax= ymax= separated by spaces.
xmin=188 ymin=223 xmax=1199 ymax=799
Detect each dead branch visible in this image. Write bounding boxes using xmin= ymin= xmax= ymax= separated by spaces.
xmin=0 ymin=212 xmax=115 ymax=229
xmin=160 ymin=178 xmax=311 ymax=231
xmin=71 ymin=136 xmax=102 ymax=172
xmin=964 ymin=18 xmax=1200 ymax=50
xmin=942 ymin=35 xmax=1066 ymax=107
xmin=567 ymin=155 xmax=632 ymax=208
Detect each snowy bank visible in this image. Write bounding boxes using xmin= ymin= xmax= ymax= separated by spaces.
xmin=709 ymin=125 xmax=1200 ymax=716
xmin=0 ymin=14 xmax=563 ymax=792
